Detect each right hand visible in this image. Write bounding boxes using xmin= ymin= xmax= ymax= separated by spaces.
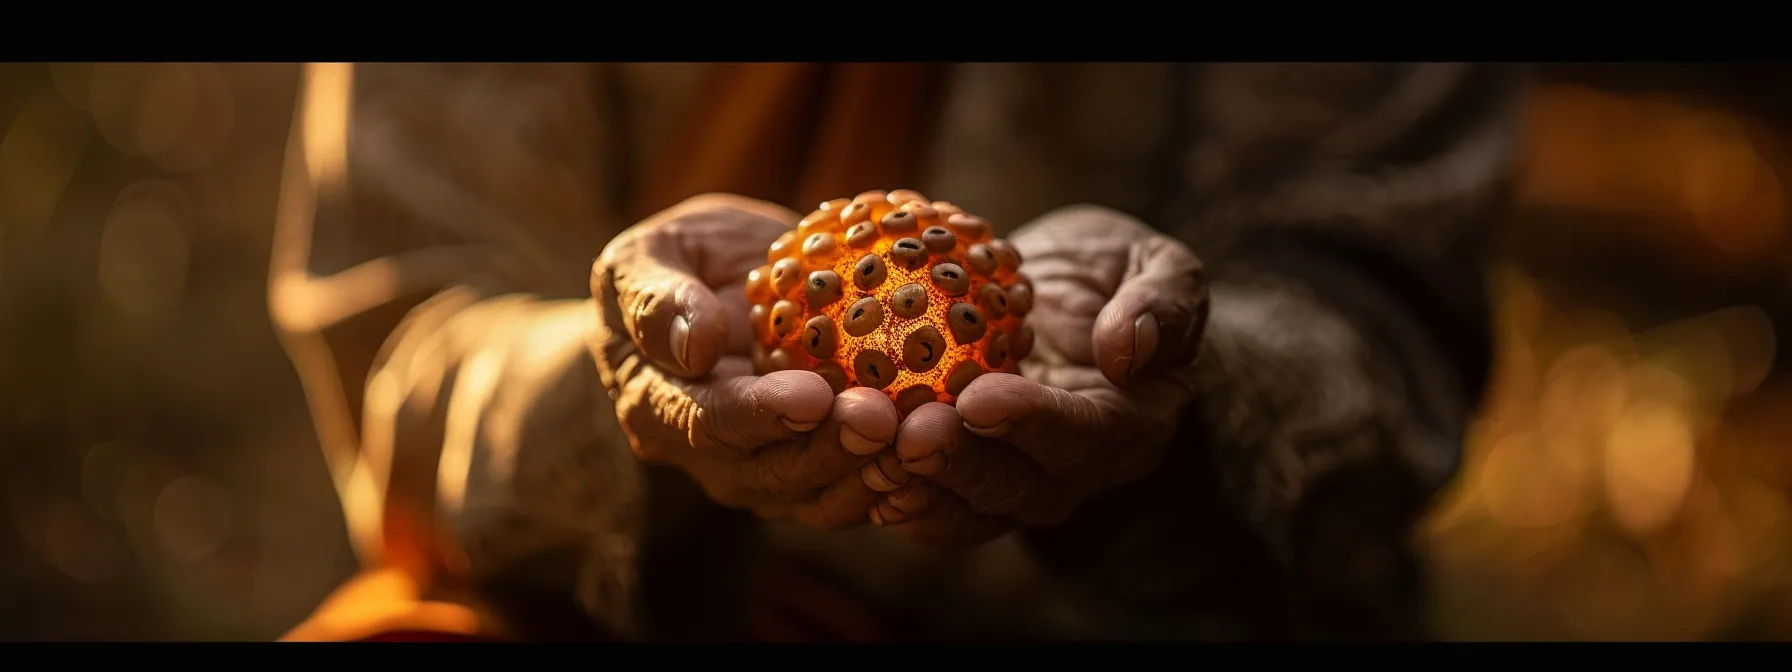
xmin=591 ymin=194 xmax=898 ymax=530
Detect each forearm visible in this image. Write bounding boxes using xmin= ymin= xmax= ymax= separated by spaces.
xmin=1181 ymin=63 xmax=1515 ymax=597
xmin=357 ymin=292 xmax=645 ymax=637
xmin=1186 ymin=250 xmax=1482 ymax=636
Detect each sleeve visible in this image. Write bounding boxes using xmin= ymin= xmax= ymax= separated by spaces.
xmin=1178 ymin=63 xmax=1528 ymax=637
xmin=269 ymin=63 xmax=644 ymax=636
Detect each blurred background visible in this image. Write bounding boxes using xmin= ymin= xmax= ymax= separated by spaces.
xmin=3 ymin=63 xmax=1792 ymax=641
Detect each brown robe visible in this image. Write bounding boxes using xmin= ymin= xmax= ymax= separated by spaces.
xmin=271 ymin=62 xmax=1526 ymax=641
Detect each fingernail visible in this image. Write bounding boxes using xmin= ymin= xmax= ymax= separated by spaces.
xmin=861 ymin=461 xmax=905 ymax=493
xmin=1129 ymin=313 xmax=1159 ymax=379
xmin=964 ymin=420 xmax=1011 ymax=438
xmin=840 ymin=426 xmax=884 ymax=456
xmin=779 ymin=417 xmax=821 ymax=432
xmin=669 ymin=315 xmax=692 ymax=372
xmin=900 ymin=451 xmax=949 ymax=476
xmin=869 ymin=506 xmax=887 ymax=527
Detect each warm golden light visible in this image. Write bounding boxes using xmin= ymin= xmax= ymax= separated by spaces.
xmin=747 ymin=190 xmax=1032 ymax=414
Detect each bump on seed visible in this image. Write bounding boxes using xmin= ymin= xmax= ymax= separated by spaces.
xmin=853 ymin=254 xmax=888 ymax=290
xmin=947 ymin=303 xmax=987 ymax=345
xmin=890 ymin=283 xmax=928 ymax=319
xmin=929 ymin=262 xmax=970 ymax=296
xmin=844 ymin=297 xmax=885 ymax=337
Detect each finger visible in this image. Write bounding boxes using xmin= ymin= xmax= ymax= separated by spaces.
xmin=919 ymin=433 xmax=1051 ymax=518
xmin=680 ymin=369 xmax=834 ymax=455
xmin=895 ymin=402 xmax=1048 ymax=516
xmin=955 ymin=373 xmax=1119 ymax=472
xmin=743 ymin=387 xmax=896 ymax=496
xmin=892 ymin=402 xmax=960 ymax=474
xmin=717 ymin=280 xmax=755 ymax=356
xmin=787 ymin=472 xmax=881 ymax=532
xmin=876 ymin=481 xmax=1009 ymax=550
xmin=859 ymin=450 xmax=911 ymax=494
xmin=596 ymin=228 xmax=733 ymax=379
xmin=1092 ymin=234 xmax=1208 ymax=388
xmin=1008 ymin=204 xmax=1148 ymax=365
xmin=661 ymin=193 xmax=804 ymax=287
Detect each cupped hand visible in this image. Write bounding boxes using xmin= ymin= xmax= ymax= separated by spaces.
xmin=863 ymin=205 xmax=1209 ymax=548
xmin=592 ymin=194 xmax=895 ymax=531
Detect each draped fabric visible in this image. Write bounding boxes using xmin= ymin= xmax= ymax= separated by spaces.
xmin=630 ymin=63 xmax=948 ymax=220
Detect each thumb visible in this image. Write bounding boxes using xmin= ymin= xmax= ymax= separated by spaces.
xmin=593 ymin=228 xmax=730 ymax=379
xmin=1092 ymin=234 xmax=1209 ymax=388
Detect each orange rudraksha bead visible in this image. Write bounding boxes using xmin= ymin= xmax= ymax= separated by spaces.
xmin=746 ymin=190 xmax=1034 ymax=417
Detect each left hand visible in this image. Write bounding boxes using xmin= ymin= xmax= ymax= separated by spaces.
xmin=861 ymin=205 xmax=1209 ymax=548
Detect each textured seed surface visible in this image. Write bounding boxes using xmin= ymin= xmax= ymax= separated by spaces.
xmin=890 ymin=283 xmax=928 ymax=319
xmin=747 ymin=189 xmax=1031 ymax=413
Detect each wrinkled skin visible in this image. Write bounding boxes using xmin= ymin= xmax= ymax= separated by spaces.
xmin=591 ymin=194 xmax=898 ymax=531
xmin=865 ymin=206 xmax=1210 ymax=549
xmin=593 ymin=197 xmax=1207 ymax=548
